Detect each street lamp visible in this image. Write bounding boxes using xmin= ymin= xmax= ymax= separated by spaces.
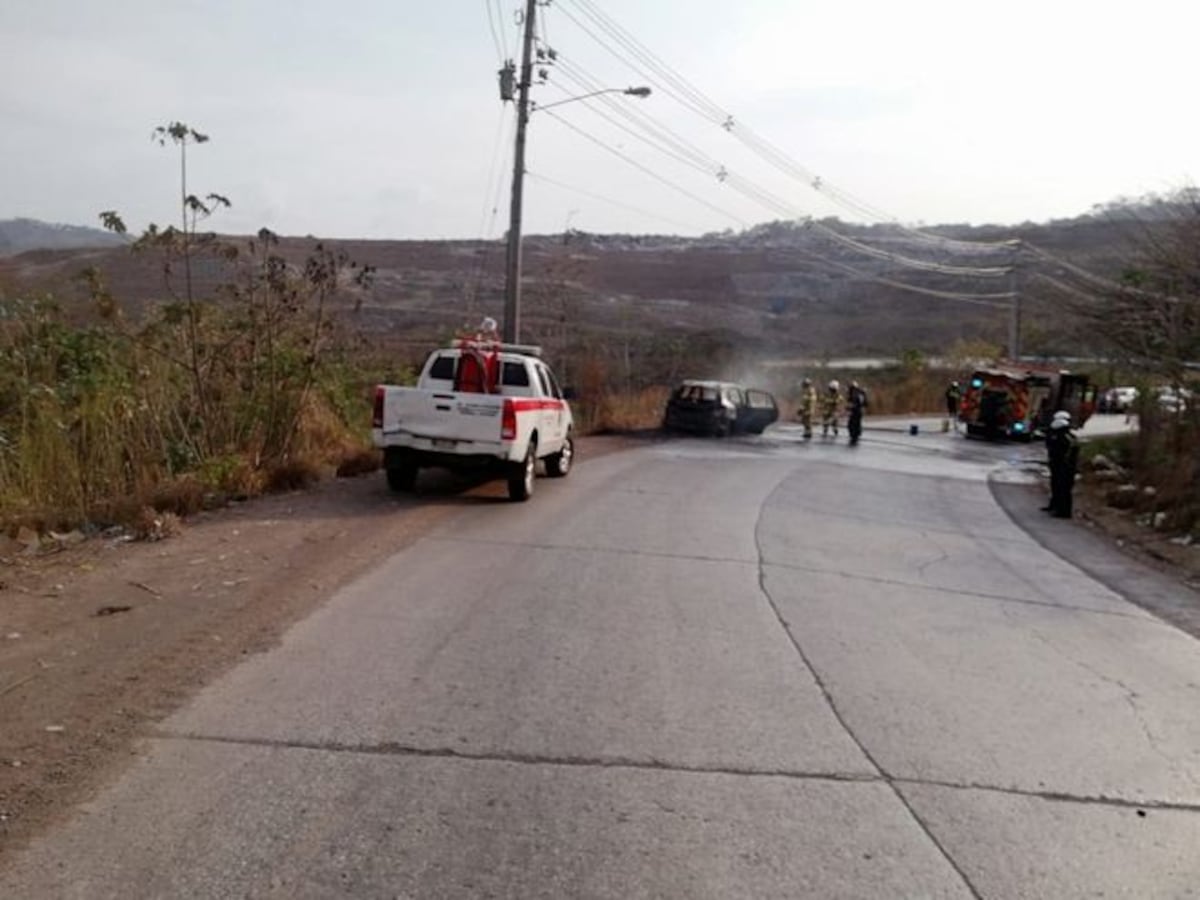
xmin=501 ymin=2 xmax=651 ymax=344
xmin=532 ymin=86 xmax=653 ymax=114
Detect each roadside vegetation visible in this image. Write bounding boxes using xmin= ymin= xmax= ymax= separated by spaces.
xmin=2 ymin=129 xmax=1195 ymax=543
xmin=1066 ymin=190 xmax=1200 ymax=538
xmin=0 ymin=124 xmax=381 ymax=534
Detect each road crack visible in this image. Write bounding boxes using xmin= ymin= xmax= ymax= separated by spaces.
xmin=153 ymin=730 xmax=879 ymax=784
xmin=152 ymin=733 xmax=1200 ymax=815
xmin=753 ymin=473 xmax=985 ymax=900
xmin=762 ymin=559 xmax=1151 ymax=621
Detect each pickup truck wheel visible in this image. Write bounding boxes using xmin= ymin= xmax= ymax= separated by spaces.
xmin=386 ymin=461 xmax=418 ymax=493
xmin=545 ymin=435 xmax=574 ymax=477
xmin=508 ymin=443 xmax=536 ymax=502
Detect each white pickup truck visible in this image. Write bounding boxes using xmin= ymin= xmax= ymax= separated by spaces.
xmin=372 ymin=342 xmax=575 ymax=501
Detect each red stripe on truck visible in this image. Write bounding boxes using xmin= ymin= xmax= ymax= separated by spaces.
xmin=510 ymin=399 xmax=565 ymax=412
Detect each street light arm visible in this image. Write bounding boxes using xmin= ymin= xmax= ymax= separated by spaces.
xmin=532 ymin=86 xmax=651 ymax=113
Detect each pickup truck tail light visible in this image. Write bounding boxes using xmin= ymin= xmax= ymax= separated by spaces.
xmin=501 ymin=398 xmax=517 ymax=440
xmin=372 ymin=386 xmax=385 ymax=429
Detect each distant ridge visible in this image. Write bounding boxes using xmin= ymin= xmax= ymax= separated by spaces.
xmin=0 ymin=217 xmax=128 ymax=257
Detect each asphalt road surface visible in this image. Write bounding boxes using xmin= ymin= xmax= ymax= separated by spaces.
xmin=6 ymin=421 xmax=1200 ymax=898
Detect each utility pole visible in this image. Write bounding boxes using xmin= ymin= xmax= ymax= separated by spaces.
xmin=1007 ymin=250 xmax=1022 ymax=362
xmin=503 ymin=0 xmax=539 ymax=344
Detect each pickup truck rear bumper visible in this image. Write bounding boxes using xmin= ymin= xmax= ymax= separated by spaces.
xmin=384 ymin=446 xmax=515 ymax=472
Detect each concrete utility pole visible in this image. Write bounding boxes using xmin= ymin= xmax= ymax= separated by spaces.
xmin=503 ymin=0 xmax=539 ymax=344
xmin=1007 ymin=252 xmax=1022 ymax=362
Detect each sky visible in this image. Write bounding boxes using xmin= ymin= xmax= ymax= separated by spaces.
xmin=1 ymin=0 xmax=1197 ymax=240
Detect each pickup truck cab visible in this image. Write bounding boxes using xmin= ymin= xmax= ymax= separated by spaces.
xmin=372 ymin=341 xmax=574 ymax=501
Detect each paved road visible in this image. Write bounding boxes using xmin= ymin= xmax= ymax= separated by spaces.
xmin=5 ymin=423 xmax=1200 ymax=898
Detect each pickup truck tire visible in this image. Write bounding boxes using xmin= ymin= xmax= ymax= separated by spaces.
xmin=385 ymin=460 xmax=419 ymax=493
xmin=545 ymin=434 xmax=574 ymax=477
xmin=508 ymin=442 xmax=536 ymax=502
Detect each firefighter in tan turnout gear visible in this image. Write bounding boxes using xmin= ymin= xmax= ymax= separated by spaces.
xmin=821 ymin=380 xmax=843 ymax=437
xmin=797 ymin=378 xmax=818 ymax=440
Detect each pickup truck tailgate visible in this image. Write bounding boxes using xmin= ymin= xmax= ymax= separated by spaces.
xmin=379 ymin=387 xmax=503 ymax=445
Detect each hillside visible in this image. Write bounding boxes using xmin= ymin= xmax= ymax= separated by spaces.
xmin=0 ymin=210 xmax=1147 ymax=359
xmin=0 ymin=218 xmax=127 ymax=257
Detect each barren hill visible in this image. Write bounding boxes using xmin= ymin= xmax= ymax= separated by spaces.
xmin=0 ymin=211 xmax=1142 ymax=358
xmin=0 ymin=218 xmax=127 ymax=257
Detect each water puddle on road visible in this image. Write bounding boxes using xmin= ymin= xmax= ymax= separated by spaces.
xmin=653 ymin=425 xmax=1047 ymax=485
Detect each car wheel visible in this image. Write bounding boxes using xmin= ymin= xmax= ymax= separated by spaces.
xmin=546 ymin=434 xmax=574 ymax=478
xmin=508 ymin=441 xmax=536 ymax=501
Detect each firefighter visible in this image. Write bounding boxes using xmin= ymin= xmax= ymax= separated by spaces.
xmin=1044 ymin=411 xmax=1080 ymax=518
xmin=797 ymin=378 xmax=818 ymax=439
xmin=821 ymin=380 xmax=842 ymax=437
xmin=846 ymin=380 xmax=868 ymax=446
xmin=945 ymin=381 xmax=962 ymax=432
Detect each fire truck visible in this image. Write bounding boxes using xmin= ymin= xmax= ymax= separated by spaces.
xmin=959 ymin=366 xmax=1096 ymax=440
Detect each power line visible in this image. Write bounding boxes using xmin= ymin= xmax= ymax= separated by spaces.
xmin=538 ymin=110 xmax=1018 ymax=309
xmin=543 ymin=94 xmax=1011 ymax=278
xmin=549 ymin=53 xmax=1008 ymax=278
xmin=557 ymin=0 xmax=1014 ymax=255
xmin=544 ymin=71 xmax=718 ymax=178
xmin=1019 ymin=241 xmax=1133 ymax=292
xmin=554 ymin=0 xmax=723 ymax=124
xmin=527 ymin=170 xmax=697 ymax=231
xmin=552 ymin=56 xmax=722 ymax=172
xmin=468 ymin=106 xmax=518 ymax=308
xmin=485 ymin=0 xmax=506 ymax=63
xmin=541 ymin=108 xmax=750 ymax=226
xmin=803 ymin=252 xmax=1014 ymax=307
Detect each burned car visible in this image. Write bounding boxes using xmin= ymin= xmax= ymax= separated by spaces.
xmin=662 ymin=380 xmax=778 ymax=436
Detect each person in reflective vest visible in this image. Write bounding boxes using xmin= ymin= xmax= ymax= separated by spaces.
xmin=821 ymin=380 xmax=842 ymax=437
xmin=797 ymin=378 xmax=818 ymax=440
xmin=945 ymin=381 xmax=962 ymax=432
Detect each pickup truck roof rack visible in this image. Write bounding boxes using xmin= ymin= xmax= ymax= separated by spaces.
xmin=450 ymin=338 xmax=543 ymax=358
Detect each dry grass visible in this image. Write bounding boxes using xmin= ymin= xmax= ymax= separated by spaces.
xmin=0 ymin=296 xmax=377 ymax=534
xmin=264 ymin=458 xmax=324 ymax=493
xmin=335 ymin=447 xmax=382 ymax=478
xmin=580 ymin=387 xmax=670 ymax=434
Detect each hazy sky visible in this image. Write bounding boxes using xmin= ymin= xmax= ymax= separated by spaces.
xmin=2 ymin=1 xmax=1196 ymax=239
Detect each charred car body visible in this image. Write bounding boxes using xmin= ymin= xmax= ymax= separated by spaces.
xmin=662 ymin=380 xmax=778 ymax=436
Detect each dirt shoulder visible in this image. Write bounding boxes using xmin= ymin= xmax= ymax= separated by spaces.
xmin=991 ymin=476 xmax=1200 ymax=640
xmin=0 ymin=435 xmax=636 ymax=863
xmin=1074 ymin=484 xmax=1200 ymax=590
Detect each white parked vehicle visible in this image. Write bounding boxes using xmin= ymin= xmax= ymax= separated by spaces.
xmin=372 ymin=340 xmax=574 ymax=501
xmin=1101 ymin=386 xmax=1138 ymax=413
xmin=1156 ymin=385 xmax=1192 ymax=413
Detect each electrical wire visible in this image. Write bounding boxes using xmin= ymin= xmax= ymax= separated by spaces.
xmin=1028 ymin=272 xmax=1099 ymax=305
xmin=552 ymin=56 xmax=723 ymax=173
xmin=527 ymin=170 xmax=697 ymax=231
xmin=468 ymin=107 xmax=518 ymax=307
xmin=557 ymin=0 xmax=1015 ymax=255
xmin=803 ymin=253 xmax=1014 ymax=306
xmin=1019 ymin=241 xmax=1134 ymax=293
xmin=485 ymin=0 xmax=506 ymax=63
xmin=539 ymin=109 xmax=1020 ymax=309
xmin=542 ymin=73 xmax=718 ymax=179
xmin=544 ymin=93 xmax=1012 ymax=277
xmin=541 ymin=108 xmax=751 ymax=226
xmin=549 ymin=52 xmax=1009 ymax=277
